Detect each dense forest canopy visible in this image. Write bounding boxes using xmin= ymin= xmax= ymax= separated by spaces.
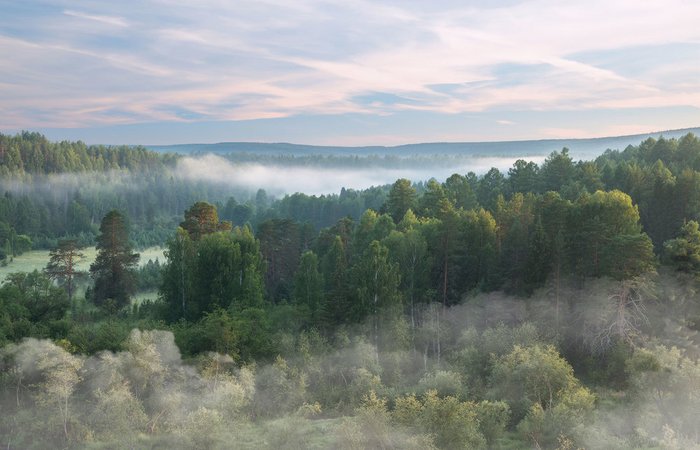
xmin=2 ymin=132 xmax=700 ymax=448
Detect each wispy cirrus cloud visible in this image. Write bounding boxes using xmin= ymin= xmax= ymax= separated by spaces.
xmin=0 ymin=0 xmax=699 ymax=143
xmin=63 ymin=10 xmax=129 ymax=28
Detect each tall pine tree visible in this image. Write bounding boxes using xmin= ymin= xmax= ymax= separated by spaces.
xmin=90 ymin=210 xmax=139 ymax=311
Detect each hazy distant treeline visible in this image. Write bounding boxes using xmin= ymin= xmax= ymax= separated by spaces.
xmin=1 ymin=131 xmax=699 ymax=252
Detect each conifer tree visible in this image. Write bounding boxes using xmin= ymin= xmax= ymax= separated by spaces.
xmin=45 ymin=239 xmax=86 ymax=303
xmin=90 ymin=210 xmax=139 ymax=311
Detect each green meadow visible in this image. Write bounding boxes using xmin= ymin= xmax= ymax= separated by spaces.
xmin=0 ymin=246 xmax=165 ymax=283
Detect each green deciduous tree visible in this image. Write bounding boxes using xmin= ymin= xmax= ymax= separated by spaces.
xmin=394 ymin=390 xmax=489 ymax=449
xmin=293 ymin=250 xmax=324 ymax=327
xmin=161 ymin=228 xmax=196 ymax=321
xmin=569 ymin=190 xmax=654 ymax=279
xmin=321 ymin=235 xmax=351 ymax=327
xmin=352 ymin=240 xmax=402 ymax=352
xmin=626 ymin=345 xmax=700 ymax=440
xmin=489 ymin=345 xmax=595 ymax=447
xmin=384 ymin=225 xmax=429 ymax=332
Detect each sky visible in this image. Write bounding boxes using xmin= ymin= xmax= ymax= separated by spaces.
xmin=1 ymin=0 xmax=699 ymax=146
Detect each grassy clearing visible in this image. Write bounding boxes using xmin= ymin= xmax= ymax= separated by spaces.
xmin=0 ymin=246 xmax=165 ymax=283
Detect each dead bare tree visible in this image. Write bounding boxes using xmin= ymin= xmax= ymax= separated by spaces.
xmin=585 ymin=276 xmax=656 ymax=354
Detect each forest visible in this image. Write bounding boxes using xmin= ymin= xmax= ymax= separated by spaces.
xmin=2 ymin=131 xmax=700 ymax=449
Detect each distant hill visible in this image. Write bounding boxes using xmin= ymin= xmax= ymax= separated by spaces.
xmin=145 ymin=127 xmax=700 ymax=159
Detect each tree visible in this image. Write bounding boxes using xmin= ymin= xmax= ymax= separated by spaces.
xmin=489 ymin=345 xmax=595 ymax=447
xmin=161 ymin=228 xmax=196 ymax=322
xmin=569 ymin=190 xmax=652 ymax=278
xmin=443 ymin=173 xmax=478 ymax=210
xmin=433 ymin=198 xmax=462 ymax=306
xmin=38 ymin=345 xmax=83 ymax=441
xmin=232 ymin=225 xmax=266 ymax=309
xmin=384 ymin=225 xmax=429 ymax=332
xmin=477 ymin=168 xmax=507 ymax=210
xmin=90 ymin=210 xmax=139 ymax=311
xmin=509 ymin=159 xmax=540 ymax=194
xmin=664 ymin=220 xmax=700 ymax=275
xmin=457 ymin=208 xmax=498 ymax=292
xmin=180 ymin=201 xmax=232 ymax=241
xmin=541 ymin=148 xmax=575 ymax=192
xmin=418 ymin=179 xmax=448 ymax=217
xmin=0 ymin=271 xmax=70 ymax=342
xmin=352 ymin=241 xmax=402 ymax=352
xmin=293 ymin=251 xmax=324 ymax=327
xmin=386 ymin=178 xmax=417 ymax=223
xmin=494 ymin=193 xmax=536 ymax=294
xmin=626 ymin=345 xmax=700 ymax=439
xmin=4 ymin=339 xmax=84 ymax=442
xmin=321 ymin=235 xmax=350 ymax=327
xmin=193 ymin=232 xmax=243 ymax=314
xmin=257 ymin=218 xmax=302 ymax=301
xmin=394 ymin=390 xmax=488 ymax=449
xmin=45 ymin=239 xmax=86 ymax=303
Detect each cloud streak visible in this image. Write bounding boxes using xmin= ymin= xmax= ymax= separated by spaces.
xmin=63 ymin=10 xmax=129 ymax=28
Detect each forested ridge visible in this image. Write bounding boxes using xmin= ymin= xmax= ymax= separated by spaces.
xmin=2 ymin=132 xmax=700 ymax=448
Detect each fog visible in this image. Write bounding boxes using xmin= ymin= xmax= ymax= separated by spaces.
xmin=176 ymin=154 xmax=546 ymax=196
xmin=0 ymin=171 xmax=142 ymax=197
xmin=2 ymin=274 xmax=699 ymax=449
xmin=1 ymin=153 xmax=548 ymax=201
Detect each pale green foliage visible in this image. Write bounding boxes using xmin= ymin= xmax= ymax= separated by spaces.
xmin=415 ymin=389 xmax=487 ymax=449
xmin=33 ymin=341 xmax=82 ymax=406
xmin=417 ymin=370 xmax=464 ymax=397
xmin=625 ymin=345 xmax=700 ymax=442
xmin=480 ymin=322 xmax=542 ymax=356
xmin=490 ymin=344 xmax=595 ymax=447
xmin=0 ymin=332 xmax=264 ymax=448
xmin=337 ymin=391 xmax=437 ymax=450
xmin=393 ymin=393 xmax=423 ymax=426
xmin=517 ymin=385 xmax=595 ymax=448
xmin=200 ymin=353 xmax=254 ymax=417
xmin=348 ymin=367 xmax=383 ymax=406
xmin=309 ymin=339 xmax=384 ymax=411
xmin=89 ymin=381 xmax=148 ymax=444
xmin=177 ymin=406 xmax=225 ymax=449
xmin=473 ymin=400 xmax=510 ymax=447
xmin=450 ymin=323 xmax=543 ymax=396
xmin=124 ymin=329 xmax=173 ymax=396
xmin=253 ymin=356 xmax=308 ymax=417
xmin=354 ymin=390 xmax=392 ymax=448
xmin=264 ymin=415 xmax=316 ymax=449
xmin=22 ymin=339 xmax=83 ymax=440
xmin=394 ymin=390 xmax=501 ymax=449
xmin=379 ymin=306 xmax=411 ymax=352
